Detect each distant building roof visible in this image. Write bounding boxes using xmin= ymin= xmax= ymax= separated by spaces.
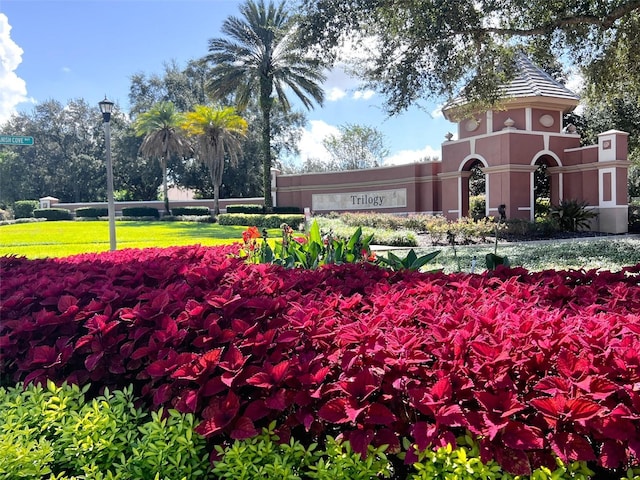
xmin=443 ymin=54 xmax=579 ymax=119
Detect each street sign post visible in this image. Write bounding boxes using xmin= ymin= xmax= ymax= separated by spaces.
xmin=0 ymin=135 xmax=34 ymax=145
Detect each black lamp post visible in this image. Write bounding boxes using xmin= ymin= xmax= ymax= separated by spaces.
xmin=99 ymin=97 xmax=116 ymax=251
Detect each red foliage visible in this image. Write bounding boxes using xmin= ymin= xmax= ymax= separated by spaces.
xmin=1 ymin=247 xmax=640 ymax=473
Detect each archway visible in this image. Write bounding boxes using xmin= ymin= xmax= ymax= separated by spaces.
xmin=532 ymin=155 xmax=560 ymax=219
xmin=460 ymin=158 xmax=487 ymax=218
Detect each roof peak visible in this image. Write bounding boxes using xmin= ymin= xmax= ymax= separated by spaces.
xmin=443 ymin=54 xmax=579 ymax=118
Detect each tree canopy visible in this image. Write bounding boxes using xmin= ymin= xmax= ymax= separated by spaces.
xmin=298 ymin=0 xmax=640 ymax=114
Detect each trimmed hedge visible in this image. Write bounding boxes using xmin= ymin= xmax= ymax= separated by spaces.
xmin=75 ymin=206 xmax=108 ymax=218
xmin=13 ymin=200 xmax=38 ymax=219
xmin=121 ymin=206 xmax=160 ymax=218
xmin=217 ymin=213 xmax=304 ymax=228
xmin=33 ymin=208 xmax=73 ymax=221
xmin=226 ymin=204 xmax=264 ymax=214
xmin=272 ymin=206 xmax=303 ymax=214
xmin=171 ymin=206 xmax=211 ymax=216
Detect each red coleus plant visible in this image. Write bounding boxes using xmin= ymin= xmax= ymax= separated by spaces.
xmin=1 ymin=247 xmax=640 ymax=475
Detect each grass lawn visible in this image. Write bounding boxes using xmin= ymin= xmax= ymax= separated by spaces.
xmin=1 ymin=220 xmax=639 ymax=273
xmin=0 ymin=221 xmax=265 ymax=258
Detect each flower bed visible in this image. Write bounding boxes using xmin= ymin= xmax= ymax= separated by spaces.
xmin=1 ymin=245 xmax=639 ymax=476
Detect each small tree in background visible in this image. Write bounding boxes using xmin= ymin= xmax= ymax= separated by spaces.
xmin=134 ymin=102 xmax=191 ymax=215
xmin=182 ymin=105 xmax=248 ymax=215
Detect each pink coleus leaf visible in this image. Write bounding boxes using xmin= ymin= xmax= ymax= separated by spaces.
xmin=501 ymin=421 xmax=544 ymax=450
xmin=550 ymin=432 xmax=597 ymax=462
xmin=365 ymin=402 xmax=397 ymax=426
xmin=412 ymin=421 xmax=437 ymax=451
xmin=495 ymin=447 xmax=531 ymax=476
xmin=599 ymin=440 xmax=627 ymax=469
xmin=345 ymin=429 xmax=375 ymax=457
xmin=230 ymin=416 xmax=259 ymax=440
xmin=318 ymin=397 xmax=365 ymax=424
xmin=534 ymin=376 xmax=571 ymax=396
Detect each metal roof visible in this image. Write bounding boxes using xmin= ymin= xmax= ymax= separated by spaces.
xmin=443 ymin=54 xmax=579 ymax=116
xmin=505 ymin=54 xmax=579 ymax=101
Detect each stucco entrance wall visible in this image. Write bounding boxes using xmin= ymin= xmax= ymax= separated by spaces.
xmin=275 ymin=162 xmax=442 ymax=215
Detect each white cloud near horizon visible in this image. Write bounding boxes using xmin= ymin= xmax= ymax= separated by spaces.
xmin=297 ymin=120 xmax=340 ymax=162
xmin=0 ymin=14 xmax=30 ymax=125
xmin=384 ymin=144 xmax=441 ymax=166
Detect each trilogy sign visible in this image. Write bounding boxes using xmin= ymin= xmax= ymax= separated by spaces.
xmin=312 ymin=188 xmax=407 ymax=211
xmin=0 ymin=135 xmax=34 ymax=145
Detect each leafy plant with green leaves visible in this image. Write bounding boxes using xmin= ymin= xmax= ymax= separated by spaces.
xmin=241 ymin=220 xmax=375 ymax=269
xmin=403 ymin=435 xmax=595 ymax=480
xmin=376 ymin=248 xmax=440 ymax=271
xmin=212 ymin=421 xmax=392 ymax=480
xmin=0 ymin=381 xmax=210 ymax=480
xmin=549 ymin=199 xmax=598 ymax=232
xmin=306 ymin=437 xmax=392 ymax=480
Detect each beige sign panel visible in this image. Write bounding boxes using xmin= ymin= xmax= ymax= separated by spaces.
xmin=312 ymin=189 xmax=407 ymax=211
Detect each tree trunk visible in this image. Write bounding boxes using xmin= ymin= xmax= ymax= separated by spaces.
xmin=260 ymin=80 xmax=273 ymax=211
xmin=213 ymin=183 xmax=220 ymax=216
xmin=162 ymin=158 xmax=170 ymax=216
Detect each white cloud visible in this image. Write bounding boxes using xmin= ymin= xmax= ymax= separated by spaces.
xmin=353 ymin=89 xmax=375 ymax=101
xmin=565 ymin=69 xmax=584 ymax=95
xmin=326 ymin=87 xmax=347 ymax=102
xmin=0 ymin=14 xmax=29 ymax=125
xmin=384 ymin=144 xmax=441 ymax=166
xmin=62 ymin=66 xmax=71 ymax=74
xmin=297 ymin=120 xmax=340 ymax=163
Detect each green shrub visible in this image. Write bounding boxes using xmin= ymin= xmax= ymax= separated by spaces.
xmin=75 ymin=207 xmax=108 ymax=218
xmin=469 ymin=194 xmax=486 ymax=220
xmin=404 ymin=436 xmax=594 ymax=480
xmin=272 ymin=206 xmax=303 ymax=214
xmin=33 ymin=208 xmax=73 ymax=221
xmin=121 ymin=206 xmax=160 ymax=218
xmin=218 ymin=213 xmax=304 ymax=228
xmin=0 ymin=381 xmax=210 ymax=480
xmin=171 ymin=206 xmax=211 ymax=216
xmin=212 ymin=421 xmax=392 ymax=480
xmin=549 ymin=199 xmax=598 ymax=232
xmin=226 ymin=204 xmax=264 ymax=214
xmin=13 ymin=200 xmax=39 ymax=219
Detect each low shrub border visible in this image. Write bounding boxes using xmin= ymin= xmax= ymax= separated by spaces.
xmin=33 ymin=208 xmax=73 ymax=221
xmin=121 ymin=206 xmax=160 ymax=218
xmin=1 ymin=245 xmax=639 ymax=478
xmin=217 ymin=212 xmax=304 ymax=228
xmin=75 ymin=206 xmax=108 ymax=218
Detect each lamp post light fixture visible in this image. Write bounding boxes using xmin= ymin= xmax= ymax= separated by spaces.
xmin=99 ymin=96 xmax=117 ymax=251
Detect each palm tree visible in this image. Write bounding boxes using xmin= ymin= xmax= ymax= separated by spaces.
xmin=204 ymin=0 xmax=325 ymax=209
xmin=133 ymin=102 xmax=190 ymax=215
xmin=182 ymin=105 xmax=248 ymax=215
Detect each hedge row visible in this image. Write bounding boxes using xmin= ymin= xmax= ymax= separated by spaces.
xmin=218 ymin=213 xmax=305 ymax=228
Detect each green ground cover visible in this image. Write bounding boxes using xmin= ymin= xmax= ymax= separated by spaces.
xmin=405 ymin=237 xmax=640 ymax=273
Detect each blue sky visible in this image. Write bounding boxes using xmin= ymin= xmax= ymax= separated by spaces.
xmin=0 ymin=0 xmax=454 ymax=165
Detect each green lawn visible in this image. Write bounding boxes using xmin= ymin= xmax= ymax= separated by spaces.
xmin=1 ymin=220 xmax=638 ymax=273
xmin=0 ymin=221 xmax=257 ymax=258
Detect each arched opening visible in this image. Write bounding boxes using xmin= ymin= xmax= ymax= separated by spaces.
xmin=463 ymin=159 xmax=487 ymax=219
xmin=533 ymin=156 xmax=555 ymax=218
